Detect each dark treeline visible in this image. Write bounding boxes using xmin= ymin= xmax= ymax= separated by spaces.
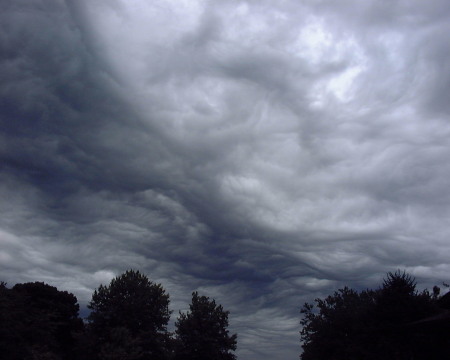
xmin=300 ymin=271 xmax=450 ymax=360
xmin=0 ymin=270 xmax=237 ymax=360
xmin=2 ymin=270 xmax=449 ymax=360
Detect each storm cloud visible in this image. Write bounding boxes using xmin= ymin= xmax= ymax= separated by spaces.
xmin=1 ymin=0 xmax=450 ymax=359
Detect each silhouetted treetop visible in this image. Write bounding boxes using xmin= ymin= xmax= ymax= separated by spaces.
xmin=1 ymin=270 xmax=243 ymax=360
xmin=175 ymin=291 xmax=237 ymax=360
xmin=0 ymin=281 xmax=83 ymax=360
xmin=88 ymin=269 xmax=171 ymax=336
xmin=87 ymin=269 xmax=172 ymax=360
xmin=382 ymin=270 xmax=416 ymax=295
xmin=300 ymin=270 xmax=448 ymax=360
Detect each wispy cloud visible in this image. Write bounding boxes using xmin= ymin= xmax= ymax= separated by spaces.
xmin=1 ymin=1 xmax=450 ymax=359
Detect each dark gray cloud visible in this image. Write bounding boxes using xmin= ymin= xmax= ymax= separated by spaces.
xmin=2 ymin=1 xmax=450 ymax=359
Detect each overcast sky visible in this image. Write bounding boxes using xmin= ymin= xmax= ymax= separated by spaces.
xmin=1 ymin=0 xmax=450 ymax=359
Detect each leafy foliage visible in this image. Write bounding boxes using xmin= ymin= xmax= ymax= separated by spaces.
xmin=0 ymin=282 xmax=83 ymax=360
xmin=1 ymin=271 xmax=241 ymax=360
xmin=175 ymin=292 xmax=237 ymax=360
xmin=300 ymin=286 xmax=376 ymax=360
xmin=87 ymin=270 xmax=172 ymax=360
xmin=96 ymin=327 xmax=144 ymax=360
xmin=300 ymin=271 xmax=446 ymax=360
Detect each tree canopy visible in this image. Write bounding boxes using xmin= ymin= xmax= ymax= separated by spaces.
xmin=300 ymin=271 xmax=448 ymax=360
xmin=87 ymin=269 xmax=172 ymax=360
xmin=5 ymin=268 xmax=448 ymax=360
xmin=0 ymin=281 xmax=83 ymax=360
xmin=175 ymin=291 xmax=237 ymax=360
xmin=1 ymin=271 xmax=241 ymax=360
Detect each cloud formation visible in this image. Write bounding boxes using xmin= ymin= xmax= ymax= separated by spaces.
xmin=1 ymin=0 xmax=450 ymax=359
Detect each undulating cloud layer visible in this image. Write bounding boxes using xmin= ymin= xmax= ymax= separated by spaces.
xmin=1 ymin=1 xmax=450 ymax=359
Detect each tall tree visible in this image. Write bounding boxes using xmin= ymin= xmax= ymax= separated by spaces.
xmin=300 ymin=271 xmax=443 ymax=360
xmin=175 ymin=292 xmax=237 ymax=360
xmin=87 ymin=270 xmax=171 ymax=360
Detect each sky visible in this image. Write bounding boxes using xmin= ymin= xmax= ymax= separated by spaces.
xmin=1 ymin=0 xmax=450 ymax=359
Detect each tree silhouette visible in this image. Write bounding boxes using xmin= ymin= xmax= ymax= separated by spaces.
xmin=300 ymin=271 xmax=444 ymax=360
xmin=300 ymin=287 xmax=376 ymax=360
xmin=87 ymin=270 xmax=172 ymax=360
xmin=0 ymin=281 xmax=83 ymax=360
xmin=0 ymin=282 xmax=29 ymax=359
xmin=175 ymin=292 xmax=237 ymax=360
